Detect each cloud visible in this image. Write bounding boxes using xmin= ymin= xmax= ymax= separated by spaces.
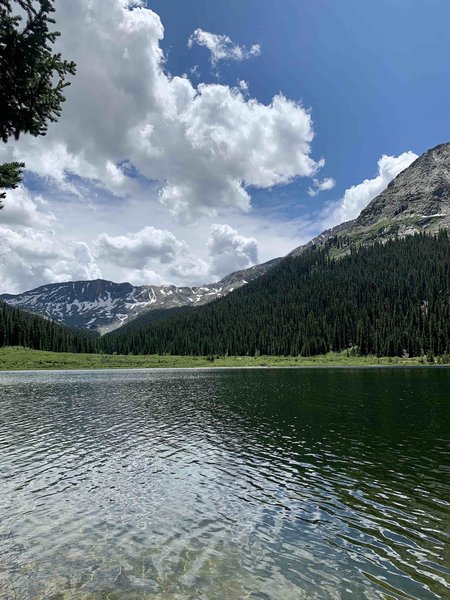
xmin=96 ymin=226 xmax=186 ymax=269
xmin=238 ymin=80 xmax=249 ymax=93
xmin=124 ymin=268 xmax=166 ymax=287
xmin=95 ymin=223 xmax=258 ymax=286
xmin=188 ymin=29 xmax=261 ymax=65
xmin=94 ymin=226 xmax=212 ymax=286
xmin=0 ymin=1 xmax=322 ymax=223
xmin=0 ymin=226 xmax=101 ymax=294
xmin=323 ymin=151 xmax=418 ymax=227
xmin=190 ymin=64 xmax=201 ymax=79
xmin=208 ymin=224 xmax=258 ymax=278
xmin=307 ymin=177 xmax=336 ymax=197
xmin=0 ymin=182 xmax=105 ymax=293
xmin=157 ymin=86 xmax=322 ymax=221
xmin=167 ymin=256 xmax=210 ymax=284
xmin=0 ymin=186 xmax=56 ymax=228
xmin=72 ymin=243 xmax=102 ymax=280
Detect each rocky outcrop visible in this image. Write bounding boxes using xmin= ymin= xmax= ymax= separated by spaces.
xmin=290 ymin=142 xmax=450 ymax=257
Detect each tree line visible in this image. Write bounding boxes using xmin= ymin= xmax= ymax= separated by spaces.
xmin=0 ymin=301 xmax=98 ymax=353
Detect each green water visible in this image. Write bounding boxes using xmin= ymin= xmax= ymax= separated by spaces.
xmin=0 ymin=367 xmax=449 ymax=599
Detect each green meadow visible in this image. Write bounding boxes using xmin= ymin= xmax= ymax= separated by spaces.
xmin=0 ymin=346 xmax=437 ymax=371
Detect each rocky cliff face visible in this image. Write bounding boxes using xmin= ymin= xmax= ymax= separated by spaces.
xmin=290 ymin=142 xmax=450 ymax=257
xmin=357 ymin=142 xmax=450 ymax=230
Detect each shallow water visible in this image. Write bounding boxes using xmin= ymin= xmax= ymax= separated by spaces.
xmin=0 ymin=367 xmax=449 ymax=599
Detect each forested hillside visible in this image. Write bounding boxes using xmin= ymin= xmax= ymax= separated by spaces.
xmin=112 ymin=305 xmax=193 ymax=335
xmin=103 ymin=232 xmax=450 ymax=358
xmin=0 ymin=302 xmax=98 ymax=353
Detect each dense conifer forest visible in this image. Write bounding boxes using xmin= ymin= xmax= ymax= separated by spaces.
xmin=0 ymin=302 xmax=98 ymax=353
xmin=103 ymin=232 xmax=450 ymax=358
xmin=110 ymin=305 xmax=193 ymax=335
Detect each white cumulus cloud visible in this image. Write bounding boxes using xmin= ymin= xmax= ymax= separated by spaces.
xmin=0 ymin=226 xmax=101 ymax=294
xmin=0 ymin=185 xmax=103 ymax=293
xmin=96 ymin=227 xmax=186 ymax=269
xmin=94 ymin=226 xmax=212 ymax=286
xmin=0 ymin=1 xmax=322 ymax=223
xmin=307 ymin=177 xmax=336 ymax=197
xmin=208 ymin=224 xmax=258 ymax=278
xmin=238 ymin=80 xmax=249 ymax=93
xmin=0 ymin=186 xmax=56 ymax=228
xmin=188 ymin=28 xmax=261 ymax=65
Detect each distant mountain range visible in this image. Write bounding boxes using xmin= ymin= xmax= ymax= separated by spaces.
xmin=1 ymin=142 xmax=449 ymax=334
xmin=0 ymin=258 xmax=280 ymax=334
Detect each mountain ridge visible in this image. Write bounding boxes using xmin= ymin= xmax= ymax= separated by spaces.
xmin=289 ymin=141 xmax=450 ymax=256
xmin=0 ymin=258 xmax=280 ymax=333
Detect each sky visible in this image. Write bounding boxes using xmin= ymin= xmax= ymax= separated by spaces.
xmin=1 ymin=0 xmax=449 ymax=294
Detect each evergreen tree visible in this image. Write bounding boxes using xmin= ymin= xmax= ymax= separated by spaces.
xmin=0 ymin=0 xmax=76 ymax=207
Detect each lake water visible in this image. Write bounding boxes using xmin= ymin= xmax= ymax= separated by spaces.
xmin=0 ymin=368 xmax=449 ymax=599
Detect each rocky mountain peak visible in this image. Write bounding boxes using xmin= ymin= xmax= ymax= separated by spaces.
xmin=289 ymin=142 xmax=450 ymax=258
xmin=357 ymin=142 xmax=450 ymax=227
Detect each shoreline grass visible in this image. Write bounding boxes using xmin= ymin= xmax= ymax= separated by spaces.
xmin=0 ymin=346 xmax=445 ymax=371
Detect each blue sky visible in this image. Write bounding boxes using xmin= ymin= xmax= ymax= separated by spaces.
xmin=152 ymin=0 xmax=449 ymax=203
xmin=0 ymin=0 xmax=449 ymax=293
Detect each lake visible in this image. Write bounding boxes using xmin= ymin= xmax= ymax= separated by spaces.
xmin=0 ymin=368 xmax=449 ymax=599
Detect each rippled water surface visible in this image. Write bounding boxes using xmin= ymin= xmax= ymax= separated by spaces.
xmin=0 ymin=368 xmax=449 ymax=599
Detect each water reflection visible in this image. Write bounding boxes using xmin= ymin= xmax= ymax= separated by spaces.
xmin=0 ymin=368 xmax=449 ymax=599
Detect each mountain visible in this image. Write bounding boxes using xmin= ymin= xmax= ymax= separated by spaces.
xmin=0 ymin=258 xmax=280 ymax=334
xmin=290 ymin=142 xmax=450 ymax=257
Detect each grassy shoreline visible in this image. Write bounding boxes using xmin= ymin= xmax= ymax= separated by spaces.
xmin=0 ymin=346 xmax=443 ymax=371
